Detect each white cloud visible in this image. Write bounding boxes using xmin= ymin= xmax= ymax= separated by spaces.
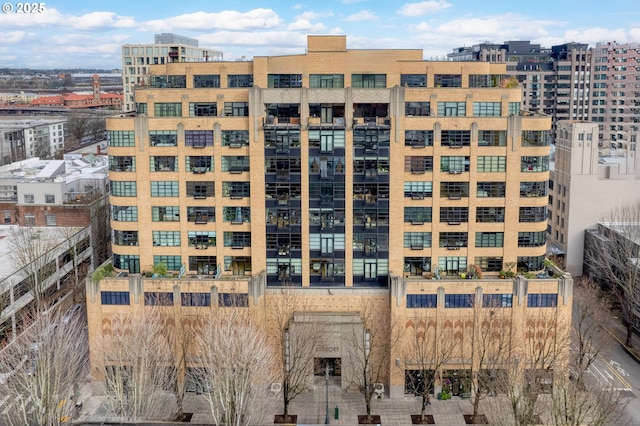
xmin=287 ymin=19 xmax=327 ymax=31
xmin=141 ymin=9 xmax=282 ymax=32
xmin=346 ymin=11 xmax=379 ymax=22
xmin=399 ymin=1 xmax=451 ymax=17
xmin=0 ymin=8 xmax=137 ymax=30
xmin=0 ymin=30 xmax=32 ymax=44
xmin=296 ymin=11 xmax=333 ymax=20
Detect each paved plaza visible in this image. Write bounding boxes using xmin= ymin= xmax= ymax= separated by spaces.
xmin=76 ymin=377 xmax=510 ymax=426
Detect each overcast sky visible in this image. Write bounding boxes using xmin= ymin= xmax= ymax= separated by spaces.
xmin=1 ymin=0 xmax=640 ymax=69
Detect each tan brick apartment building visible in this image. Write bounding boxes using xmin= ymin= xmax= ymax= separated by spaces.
xmin=91 ymin=35 xmax=571 ymax=399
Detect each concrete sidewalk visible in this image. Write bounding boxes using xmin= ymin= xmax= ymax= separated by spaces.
xmin=76 ymin=378 xmax=483 ymax=425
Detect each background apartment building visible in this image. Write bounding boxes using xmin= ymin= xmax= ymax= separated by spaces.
xmin=94 ymin=35 xmax=571 ymax=400
xmin=0 ymin=117 xmax=66 ymax=163
xmin=449 ymin=41 xmax=594 ymax=144
xmin=121 ymin=33 xmax=223 ymax=112
xmin=548 ymin=121 xmax=640 ymax=275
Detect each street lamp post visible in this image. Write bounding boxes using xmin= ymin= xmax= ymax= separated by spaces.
xmin=325 ymin=361 xmax=330 ymax=424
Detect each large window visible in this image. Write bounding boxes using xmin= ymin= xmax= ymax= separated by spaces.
xmin=522 ymin=131 xmax=550 ymax=147
xmin=444 ymin=294 xmax=474 ymax=308
xmin=404 ymin=207 xmax=432 ymax=224
xmin=434 ymin=74 xmax=462 ymax=88
xmin=223 ymin=207 xmax=251 ymax=223
xmin=476 ymin=207 xmax=504 ymax=223
xmin=224 ymin=102 xmax=249 ymax=117
xmin=519 ymin=206 xmax=547 ymax=222
xmin=101 ymin=291 xmax=130 ymax=305
xmin=109 ymin=156 xmax=135 ymax=172
xmin=152 ymin=231 xmax=181 ymax=247
xmin=475 ymin=232 xmax=504 ymax=247
xmin=478 ymin=130 xmax=507 ymax=147
xmin=150 ymin=181 xmax=179 ymax=197
xmin=404 ymin=182 xmax=432 ymax=199
xmin=477 ymin=156 xmax=506 ymax=172
xmin=186 ymin=156 xmax=213 ymax=173
xmin=401 ymin=74 xmax=427 ymax=87
xmin=193 ymin=74 xmax=220 ymax=88
xmin=439 ymin=232 xmax=468 ymax=248
xmin=113 ymin=254 xmax=140 ymax=273
xmin=222 ymin=156 xmax=250 ymax=173
xmin=185 ymin=130 xmax=213 ymax=148
xmin=483 ymin=294 xmax=513 ymax=308
xmin=518 ymin=231 xmax=546 ymax=247
xmin=149 ymin=130 xmax=177 ymax=147
xmin=181 ymin=292 xmax=211 ymax=307
xmin=477 ymin=182 xmax=505 ymax=198
xmin=152 ymin=206 xmax=179 ymax=222
xmin=474 ymin=256 xmax=503 ymax=272
xmin=187 ymin=207 xmax=215 ymax=223
xmin=440 ymin=182 xmax=469 ymax=199
xmin=406 ymin=294 xmax=437 ymax=308
xmin=228 ymin=74 xmax=253 ymax=88
xmin=150 ymin=75 xmax=186 ymax=88
xmin=441 ymin=130 xmax=471 ymax=148
xmin=405 ymin=156 xmax=433 ymax=173
xmin=108 ymin=131 xmax=135 ymax=147
xmin=189 ymin=256 xmax=217 ymax=275
xmin=405 ymin=130 xmax=433 ymax=147
xmin=153 ymin=255 xmax=182 ymax=271
xmin=440 ymin=156 xmax=470 ymax=173
xmin=224 ymin=232 xmax=251 ymax=248
xmin=438 ymin=102 xmax=466 ymax=116
xmin=189 ymin=103 xmax=217 ymax=117
xmin=188 ymin=231 xmax=216 ymax=248
xmin=113 ymin=230 xmax=138 ymax=246
xmin=405 ymin=102 xmax=430 ymax=116
xmin=268 ymin=74 xmax=302 ymax=88
xmin=110 ymin=181 xmax=137 ymax=197
xmin=112 ymin=205 xmax=138 ymax=222
xmin=518 ymin=255 xmax=545 ymax=272
xmin=222 ymin=130 xmax=249 ymax=147
xmin=473 ymin=102 xmax=501 ymax=117
xmin=527 ymin=294 xmax=558 ymax=308
xmin=440 ymin=207 xmax=469 ymax=224
xmin=150 ymin=156 xmax=177 ymax=172
xmin=521 ymin=156 xmax=550 ymax=172
xmin=186 ymin=181 xmax=214 ymax=198
xmin=469 ymin=74 xmax=503 ymax=88
xmin=352 ymin=74 xmax=386 ymax=88
xmin=310 ymin=74 xmax=344 ymax=88
xmin=404 ymin=232 xmax=432 ymax=249
xmin=268 ymin=128 xmax=303 ymax=151
xmin=520 ymin=181 xmax=547 ymax=197
xmin=223 ymin=182 xmax=251 ymax=198
xmin=154 ymin=102 xmax=182 ymax=117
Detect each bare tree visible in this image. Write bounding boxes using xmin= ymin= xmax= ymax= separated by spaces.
xmin=584 ymin=202 xmax=640 ymax=346
xmin=269 ymin=288 xmax=325 ymax=421
xmin=466 ymin=301 xmax=514 ymax=420
xmin=66 ymin=112 xmax=91 ymax=147
xmin=346 ymin=301 xmax=400 ymax=423
xmin=10 ymin=227 xmax=59 ymax=305
xmin=501 ymin=308 xmax=569 ymax=426
xmin=189 ymin=308 xmax=275 ymax=426
xmin=545 ymin=276 xmax=625 ymax=426
xmin=572 ymin=277 xmax=612 ymax=386
xmin=0 ymin=305 xmax=89 ymax=426
xmin=100 ymin=309 xmax=178 ymax=421
xmin=404 ymin=309 xmax=457 ymax=422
